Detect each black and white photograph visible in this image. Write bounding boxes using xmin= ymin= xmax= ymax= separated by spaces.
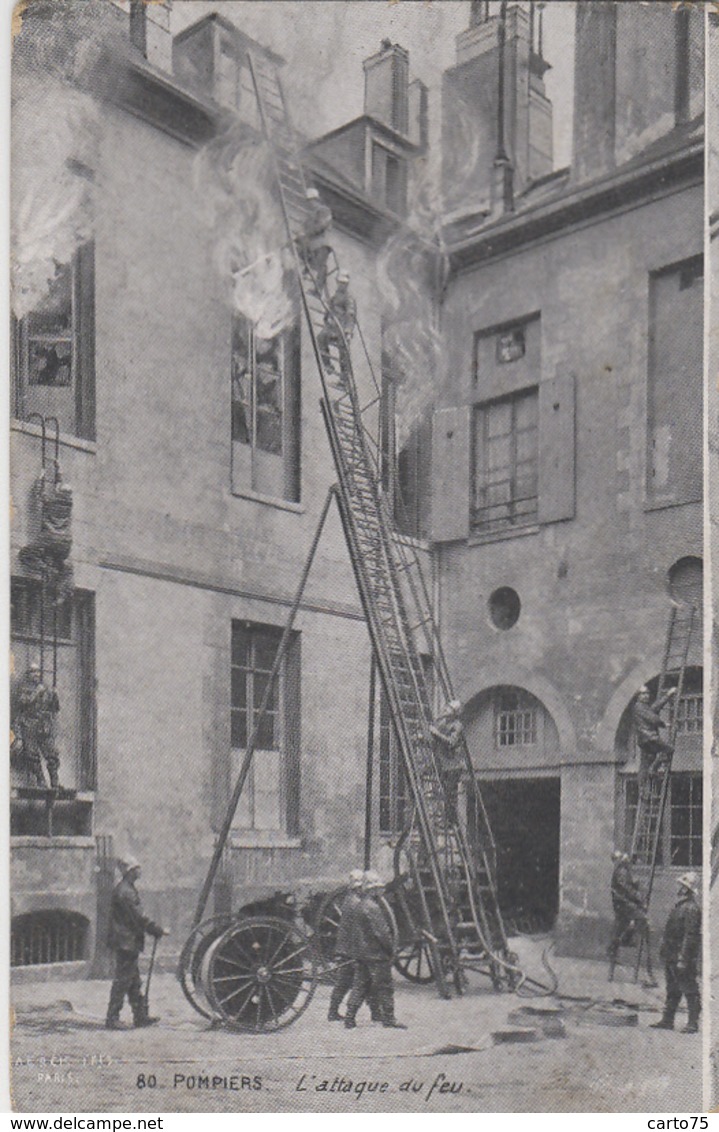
xmin=6 ymin=0 xmax=710 ymax=1115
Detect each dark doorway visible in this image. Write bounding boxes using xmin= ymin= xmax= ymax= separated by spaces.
xmin=472 ymin=777 xmax=561 ymax=933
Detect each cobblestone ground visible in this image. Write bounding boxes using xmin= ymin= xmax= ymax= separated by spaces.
xmin=10 ymin=942 xmax=703 ymax=1114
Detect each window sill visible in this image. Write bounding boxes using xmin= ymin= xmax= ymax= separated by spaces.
xmin=227 ymin=833 xmax=303 ymax=850
xmin=468 ymin=523 xmax=540 ymax=548
xmin=11 ymin=419 xmax=97 ymax=454
xmin=11 ymin=836 xmax=96 ymax=849
xmin=230 ymin=488 xmax=305 ymax=514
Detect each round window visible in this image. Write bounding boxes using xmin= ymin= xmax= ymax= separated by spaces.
xmin=488 ymin=586 xmax=521 ymax=630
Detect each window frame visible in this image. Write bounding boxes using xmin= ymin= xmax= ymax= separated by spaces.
xmin=12 ymin=242 xmax=96 ymax=442
xmin=471 ymin=386 xmax=539 ymax=535
xmin=230 ymin=620 xmax=299 ymax=834
xmin=231 ymin=315 xmax=301 ymax=504
xmin=622 ymin=772 xmax=702 ymax=869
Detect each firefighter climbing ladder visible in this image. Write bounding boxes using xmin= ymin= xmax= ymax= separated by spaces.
xmin=14 ymin=414 xmax=65 ymax=834
xmin=239 ymin=50 xmax=515 ymax=995
xmin=630 ymin=601 xmax=696 ymax=979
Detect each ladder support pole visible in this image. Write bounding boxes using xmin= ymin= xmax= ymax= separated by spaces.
xmin=363 ymin=654 xmax=377 ymax=871
xmin=191 ymin=486 xmax=338 ymax=928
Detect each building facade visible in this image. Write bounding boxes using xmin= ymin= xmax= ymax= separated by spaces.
xmin=10 ymin=0 xmax=705 ymax=976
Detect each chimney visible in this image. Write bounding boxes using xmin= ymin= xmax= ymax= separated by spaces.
xmin=442 ymin=3 xmax=553 ymax=220
xmin=363 ymin=40 xmax=410 ymax=136
xmin=571 ymin=2 xmax=617 ymax=181
xmin=130 ymin=0 xmax=173 ymax=72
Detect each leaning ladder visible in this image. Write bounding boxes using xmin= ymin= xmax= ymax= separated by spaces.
xmin=248 ymin=51 xmax=513 ymax=994
xmin=629 ymin=603 xmax=696 ymax=979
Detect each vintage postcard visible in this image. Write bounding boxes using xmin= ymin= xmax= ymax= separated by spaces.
xmin=7 ymin=0 xmax=710 ymax=1115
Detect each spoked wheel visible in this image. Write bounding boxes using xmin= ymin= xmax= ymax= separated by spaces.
xmin=178 ymin=915 xmax=233 ymax=1020
xmin=205 ymin=916 xmax=317 ymax=1033
xmin=393 ymin=936 xmax=435 ymax=985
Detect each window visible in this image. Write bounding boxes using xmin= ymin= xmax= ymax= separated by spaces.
xmin=647 ymin=257 xmax=703 ymax=505
xmin=12 ymin=243 xmax=95 ymax=440
xmin=230 ymin=621 xmax=300 ymax=833
xmin=11 ymin=910 xmax=89 ymax=966
xmin=472 ymin=389 xmax=539 ymax=534
xmin=371 ymin=143 xmax=407 ymax=215
xmin=623 ymin=773 xmax=702 ymax=868
xmin=231 ymin=316 xmax=301 ymax=502
xmin=495 ymin=688 xmax=537 ymax=747
xmin=674 ymin=693 xmax=703 ymax=735
xmin=10 ymin=579 xmax=96 ymax=803
xmin=379 ymin=361 xmax=431 ymax=539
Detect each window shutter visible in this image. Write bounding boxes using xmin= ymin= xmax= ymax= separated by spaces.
xmin=75 ymin=242 xmax=96 ymax=441
xmin=538 ymin=374 xmax=575 ymax=524
xmin=430 ymin=405 xmax=471 ymax=542
xmin=283 ymin=634 xmax=301 ymax=837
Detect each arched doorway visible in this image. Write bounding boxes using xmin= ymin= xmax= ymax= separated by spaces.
xmin=615 ymin=667 xmax=703 ymax=868
xmin=465 ymin=685 xmax=561 ymax=933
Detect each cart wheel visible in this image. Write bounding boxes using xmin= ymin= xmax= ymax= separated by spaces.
xmin=393 ymin=936 xmax=435 ymax=985
xmin=205 ymin=916 xmax=316 ymax=1033
xmin=314 ymin=887 xmax=347 ymax=966
xmin=177 ymin=916 xmax=233 ymax=1020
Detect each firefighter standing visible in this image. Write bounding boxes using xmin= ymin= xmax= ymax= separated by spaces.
xmin=106 ymin=857 xmax=166 ymax=1030
xmin=344 ymin=872 xmax=406 ymax=1030
xmin=651 ymin=872 xmax=701 ymax=1033
xmin=327 ymin=868 xmax=365 ymax=1022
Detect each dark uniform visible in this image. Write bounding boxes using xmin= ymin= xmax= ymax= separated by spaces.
xmin=345 ymin=891 xmax=404 ymax=1029
xmin=652 ymin=881 xmax=701 ymax=1032
xmin=299 ymin=196 xmax=333 ymax=292
xmin=19 ymin=472 xmax=74 ymax=603
xmin=328 ymin=887 xmax=363 ymax=1021
xmin=608 ymin=856 xmax=653 ymax=980
xmin=106 ymin=870 xmax=163 ymax=1028
xmin=633 ymin=689 xmax=675 ymax=788
xmin=317 ymin=282 xmax=357 ymax=379
xmin=430 ymin=713 xmax=465 ymax=824
xmin=12 ymin=668 xmax=60 ymax=789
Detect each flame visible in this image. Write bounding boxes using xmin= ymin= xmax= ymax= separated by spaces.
xmin=11 ymin=75 xmax=98 ymax=320
xmin=376 ymin=159 xmax=448 ymax=448
xmin=10 ymin=1 xmax=118 ymax=320
xmin=194 ymin=124 xmax=297 ymax=340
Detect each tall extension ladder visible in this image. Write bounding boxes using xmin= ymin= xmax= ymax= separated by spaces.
xmin=631 ymin=603 xmax=696 ymax=894
xmin=247 ymin=52 xmax=515 ymax=996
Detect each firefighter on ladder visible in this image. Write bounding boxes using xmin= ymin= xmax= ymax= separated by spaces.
xmin=607 ymin=850 xmax=655 ymax=984
xmin=297 ymin=187 xmax=333 ymax=293
xmin=19 ymin=462 xmax=74 ymax=604
xmin=633 ymin=684 xmax=677 ymax=791
xmin=317 ymin=271 xmax=357 ymax=383
xmin=11 ymin=661 xmax=61 ymax=790
xmin=430 ymin=700 xmax=465 ymax=825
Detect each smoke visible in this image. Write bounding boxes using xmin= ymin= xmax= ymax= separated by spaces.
xmin=376 ymin=158 xmax=448 ymax=448
xmin=11 ymin=0 xmax=115 ymax=319
xmin=194 ymin=124 xmax=297 ymax=340
xmin=12 ymin=76 xmax=98 ymax=320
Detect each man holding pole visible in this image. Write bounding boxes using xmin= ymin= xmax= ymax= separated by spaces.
xmin=105 ymin=856 xmax=167 ymax=1030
